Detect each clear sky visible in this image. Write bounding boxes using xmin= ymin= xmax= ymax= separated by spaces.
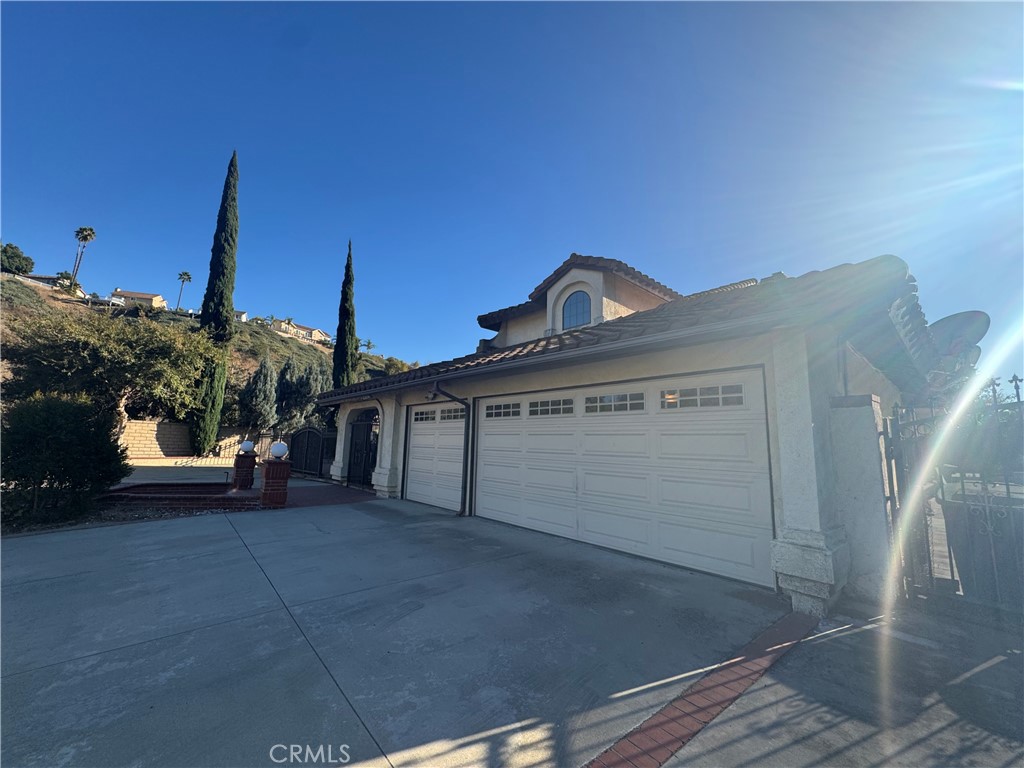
xmin=3 ymin=2 xmax=1021 ymax=374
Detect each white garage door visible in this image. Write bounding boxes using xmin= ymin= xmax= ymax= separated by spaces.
xmin=474 ymin=370 xmax=774 ymax=586
xmin=404 ymin=403 xmax=466 ymax=511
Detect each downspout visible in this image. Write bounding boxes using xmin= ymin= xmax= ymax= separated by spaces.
xmin=431 ymin=381 xmax=472 ymax=517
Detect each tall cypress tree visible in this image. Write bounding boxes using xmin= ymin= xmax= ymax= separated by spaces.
xmin=332 ymin=241 xmax=359 ymax=389
xmin=199 ymin=151 xmax=239 ymax=344
xmin=191 ymin=152 xmax=238 ymax=455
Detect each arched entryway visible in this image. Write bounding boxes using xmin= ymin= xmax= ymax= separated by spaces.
xmin=346 ymin=408 xmax=380 ymax=488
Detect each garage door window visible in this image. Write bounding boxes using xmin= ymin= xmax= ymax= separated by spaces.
xmin=413 ymin=410 xmax=437 ymax=422
xmin=485 ymin=403 xmax=521 ymax=418
xmin=584 ymin=392 xmax=644 ymax=413
xmin=661 ymin=384 xmax=744 ymax=409
xmin=528 ymin=398 xmax=574 ymax=416
xmin=440 ymin=408 xmax=465 ymax=421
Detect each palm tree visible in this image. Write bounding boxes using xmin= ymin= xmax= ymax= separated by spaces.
xmin=175 ymin=271 xmax=192 ymax=311
xmin=71 ymin=227 xmax=96 ymax=286
xmin=361 ymin=338 xmax=375 ymax=352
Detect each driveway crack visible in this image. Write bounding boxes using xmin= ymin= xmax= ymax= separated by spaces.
xmin=222 ymin=514 xmax=394 ymax=768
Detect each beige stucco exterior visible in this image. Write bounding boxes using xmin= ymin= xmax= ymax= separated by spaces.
xmin=329 ymin=323 xmax=905 ymax=616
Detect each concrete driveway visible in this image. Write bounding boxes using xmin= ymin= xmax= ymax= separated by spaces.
xmin=1 ymin=500 xmax=789 ymax=768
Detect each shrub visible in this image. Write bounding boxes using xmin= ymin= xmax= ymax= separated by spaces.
xmin=1 ymin=393 xmax=132 ymax=527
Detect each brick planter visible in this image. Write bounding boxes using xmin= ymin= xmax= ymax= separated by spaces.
xmin=260 ymin=459 xmax=291 ymax=509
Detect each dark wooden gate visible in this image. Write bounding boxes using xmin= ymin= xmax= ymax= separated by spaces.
xmin=347 ymin=411 xmax=379 ymax=488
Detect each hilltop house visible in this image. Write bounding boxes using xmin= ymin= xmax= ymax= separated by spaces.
xmin=272 ymin=318 xmax=330 ymax=344
xmin=112 ymin=289 xmax=167 ymax=310
xmin=318 ymin=252 xmax=973 ymax=617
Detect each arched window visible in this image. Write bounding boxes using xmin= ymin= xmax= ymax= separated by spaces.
xmin=562 ymin=290 xmax=591 ymax=330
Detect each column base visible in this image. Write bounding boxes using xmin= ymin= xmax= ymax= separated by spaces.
xmin=771 ymin=527 xmax=850 ymax=618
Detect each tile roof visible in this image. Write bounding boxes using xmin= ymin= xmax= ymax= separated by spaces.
xmin=319 ymin=255 xmax=939 ymax=404
xmin=477 ymin=253 xmax=684 ymax=331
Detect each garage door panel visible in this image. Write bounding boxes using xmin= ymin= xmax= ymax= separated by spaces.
xmin=579 ymin=506 xmax=652 ymax=547
xmin=522 ymin=465 xmax=576 ymax=494
xmin=580 ymin=470 xmax=650 ymax=503
xmin=655 ymin=521 xmax=772 ymax=585
xmin=479 ymin=431 xmax=523 ymax=452
xmin=658 ymin=426 xmax=767 ymax=466
xmin=524 ymin=431 xmax=576 ymax=454
xmin=475 ymin=371 xmax=774 ymax=586
xmin=658 ymin=474 xmax=771 ymax=526
xmin=580 ymin=431 xmax=649 ymax=458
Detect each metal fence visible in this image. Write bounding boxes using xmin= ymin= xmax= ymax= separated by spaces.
xmin=884 ymin=377 xmax=1023 ymax=616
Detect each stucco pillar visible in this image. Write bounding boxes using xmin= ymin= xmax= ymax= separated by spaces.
xmin=830 ymin=395 xmax=896 ymax=605
xmin=371 ymin=396 xmax=402 ymax=499
xmin=770 ymin=331 xmax=850 ymax=617
xmin=329 ymin=403 xmax=358 ymax=483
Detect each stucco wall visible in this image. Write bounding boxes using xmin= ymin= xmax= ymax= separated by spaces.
xmin=602 ymin=273 xmax=667 ymax=321
xmin=497 ymin=310 xmax=547 ymax=347
xmin=845 ymin=344 xmax=903 ymax=414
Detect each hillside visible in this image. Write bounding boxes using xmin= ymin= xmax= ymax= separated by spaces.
xmin=0 ymin=274 xmax=410 ymax=413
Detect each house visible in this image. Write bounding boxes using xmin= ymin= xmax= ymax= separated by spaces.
xmin=318 ymin=252 xmax=979 ymax=617
xmin=234 ymin=310 xmax=248 ymax=323
xmin=17 ymin=274 xmax=87 ymax=299
xmin=112 ymin=288 xmax=168 ymax=310
xmin=272 ymin=318 xmax=331 ymax=344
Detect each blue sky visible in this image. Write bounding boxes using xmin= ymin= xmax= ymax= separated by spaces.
xmin=3 ymin=2 xmax=1021 ymax=373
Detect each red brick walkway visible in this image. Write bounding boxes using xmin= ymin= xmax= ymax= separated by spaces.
xmin=285 ymin=482 xmax=376 ymax=508
xmin=587 ymin=611 xmax=820 ymax=768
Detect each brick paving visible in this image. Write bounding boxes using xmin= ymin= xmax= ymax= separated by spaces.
xmin=586 ymin=611 xmax=820 ymax=768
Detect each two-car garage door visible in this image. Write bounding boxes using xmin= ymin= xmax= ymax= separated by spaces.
xmin=474 ymin=370 xmax=775 ymax=586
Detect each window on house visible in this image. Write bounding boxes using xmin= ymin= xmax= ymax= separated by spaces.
xmin=562 ymin=290 xmax=591 ymax=330
xmin=413 ymin=410 xmax=436 ymax=422
xmin=485 ymin=403 xmax=521 ymax=418
xmin=660 ymin=384 xmax=744 ymax=409
xmin=584 ymin=392 xmax=645 ymax=413
xmin=440 ymin=407 xmax=465 ymax=421
xmin=528 ymin=398 xmax=574 ymax=416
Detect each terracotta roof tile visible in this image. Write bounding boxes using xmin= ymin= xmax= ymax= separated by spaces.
xmin=319 ymin=256 xmax=938 ymax=404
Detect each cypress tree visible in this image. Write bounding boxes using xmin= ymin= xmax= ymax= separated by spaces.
xmin=189 ymin=355 xmax=228 ymax=456
xmin=238 ymin=357 xmax=278 ymax=433
xmin=275 ymin=358 xmax=302 ymax=433
xmin=199 ymin=151 xmax=239 ymax=344
xmin=332 ymin=241 xmax=359 ymax=389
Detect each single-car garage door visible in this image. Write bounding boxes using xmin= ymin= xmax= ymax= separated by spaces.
xmin=404 ymin=403 xmax=466 ymax=512
xmin=474 ymin=369 xmax=774 ymax=586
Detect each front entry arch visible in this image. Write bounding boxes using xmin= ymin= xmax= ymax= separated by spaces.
xmin=347 ymin=409 xmax=379 ymax=488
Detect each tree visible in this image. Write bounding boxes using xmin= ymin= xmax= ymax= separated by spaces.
xmin=238 ymin=357 xmax=278 ymax=432
xmin=332 ymin=240 xmax=358 ymax=389
xmin=1 ymin=393 xmax=131 ymax=525
xmin=189 ymin=354 xmax=228 ymax=455
xmin=275 ymin=357 xmax=332 ymax=432
xmin=383 ymin=356 xmax=411 ymax=376
xmin=199 ymin=151 xmax=239 ymax=344
xmin=71 ymin=227 xmax=96 ymax=287
xmin=175 ymin=271 xmax=192 ymax=311
xmin=361 ymin=338 xmax=375 ymax=352
xmin=54 ymin=271 xmax=80 ymax=296
xmin=1 ymin=243 xmax=34 ymax=274
xmin=4 ymin=312 xmax=219 ymax=433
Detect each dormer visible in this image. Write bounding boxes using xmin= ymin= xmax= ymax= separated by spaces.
xmin=477 ymin=254 xmax=683 ymax=348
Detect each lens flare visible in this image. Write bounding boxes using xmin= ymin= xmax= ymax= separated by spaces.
xmin=877 ymin=318 xmax=1024 ymax=745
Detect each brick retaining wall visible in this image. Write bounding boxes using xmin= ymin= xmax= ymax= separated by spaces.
xmin=120 ymin=420 xmax=253 ymax=461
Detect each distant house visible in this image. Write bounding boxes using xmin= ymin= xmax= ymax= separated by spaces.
xmin=272 ymin=318 xmax=331 ymax=344
xmin=234 ymin=310 xmax=248 ymax=323
xmin=112 ymin=289 xmax=168 ymax=310
xmin=17 ymin=274 xmax=87 ymax=299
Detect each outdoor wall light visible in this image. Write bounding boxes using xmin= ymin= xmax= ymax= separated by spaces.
xmin=240 ymin=440 xmax=255 ymax=453
xmin=269 ymin=440 xmax=289 ymax=459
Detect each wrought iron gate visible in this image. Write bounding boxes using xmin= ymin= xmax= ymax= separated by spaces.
xmin=884 ymin=377 xmax=1023 ymax=616
xmin=288 ymin=427 xmax=337 ymax=476
xmin=347 ymin=411 xmax=379 ymax=488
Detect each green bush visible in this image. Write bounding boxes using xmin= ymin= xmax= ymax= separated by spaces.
xmin=1 ymin=393 xmax=132 ymax=527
